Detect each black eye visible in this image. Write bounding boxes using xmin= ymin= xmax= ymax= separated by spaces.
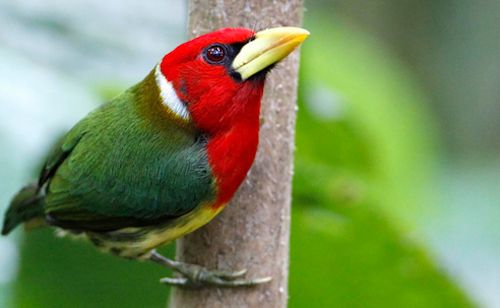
xmin=204 ymin=45 xmax=226 ymax=64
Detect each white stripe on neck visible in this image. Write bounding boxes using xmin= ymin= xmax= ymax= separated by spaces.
xmin=154 ymin=64 xmax=190 ymax=121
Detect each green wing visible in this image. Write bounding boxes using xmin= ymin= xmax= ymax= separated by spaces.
xmin=38 ymin=122 xmax=86 ymax=190
xmin=43 ymin=75 xmax=216 ymax=232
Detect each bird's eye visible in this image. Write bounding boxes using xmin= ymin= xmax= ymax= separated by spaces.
xmin=204 ymin=45 xmax=226 ymax=64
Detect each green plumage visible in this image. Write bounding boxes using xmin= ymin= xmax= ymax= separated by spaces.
xmin=3 ymin=70 xmax=216 ymax=234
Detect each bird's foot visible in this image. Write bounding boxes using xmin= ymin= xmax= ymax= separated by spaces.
xmin=160 ymin=268 xmax=271 ymax=288
xmin=149 ymin=250 xmax=272 ymax=288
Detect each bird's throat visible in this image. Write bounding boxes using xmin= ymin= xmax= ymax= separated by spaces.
xmin=206 ymin=116 xmax=260 ymax=208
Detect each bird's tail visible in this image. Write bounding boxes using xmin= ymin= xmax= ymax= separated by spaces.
xmin=2 ymin=183 xmax=46 ymax=235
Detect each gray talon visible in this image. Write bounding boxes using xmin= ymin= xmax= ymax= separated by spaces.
xmin=150 ymin=250 xmax=271 ymax=288
xmin=212 ymin=268 xmax=248 ymax=280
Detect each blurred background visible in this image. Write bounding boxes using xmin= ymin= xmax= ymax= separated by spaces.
xmin=0 ymin=0 xmax=498 ymax=307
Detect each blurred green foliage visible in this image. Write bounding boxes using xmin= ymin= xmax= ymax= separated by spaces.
xmin=298 ymin=15 xmax=438 ymax=224
xmin=290 ymin=207 xmax=471 ymax=307
xmin=16 ymin=230 xmax=173 ymax=307
xmin=9 ymin=10 xmax=474 ymax=308
xmin=288 ymin=15 xmax=471 ymax=307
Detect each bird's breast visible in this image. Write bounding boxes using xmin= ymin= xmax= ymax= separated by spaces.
xmin=206 ymin=121 xmax=260 ymax=207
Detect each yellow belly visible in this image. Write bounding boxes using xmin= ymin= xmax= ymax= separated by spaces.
xmin=85 ymin=203 xmax=224 ymax=258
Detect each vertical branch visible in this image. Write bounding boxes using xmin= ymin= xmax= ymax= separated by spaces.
xmin=169 ymin=1 xmax=304 ymax=307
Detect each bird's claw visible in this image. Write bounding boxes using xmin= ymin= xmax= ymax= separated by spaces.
xmin=160 ymin=270 xmax=272 ymax=288
xmin=149 ymin=250 xmax=271 ymax=288
xmin=211 ymin=268 xmax=248 ymax=280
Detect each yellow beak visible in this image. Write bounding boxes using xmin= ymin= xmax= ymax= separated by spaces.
xmin=232 ymin=27 xmax=310 ymax=81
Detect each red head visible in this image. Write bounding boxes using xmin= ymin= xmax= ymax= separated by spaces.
xmin=158 ymin=27 xmax=309 ymax=135
xmin=156 ymin=27 xmax=309 ymax=205
xmin=160 ymin=28 xmax=259 ymax=134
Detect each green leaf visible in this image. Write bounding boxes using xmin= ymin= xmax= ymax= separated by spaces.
xmin=290 ymin=205 xmax=473 ymax=308
xmin=15 ymin=229 xmax=173 ymax=308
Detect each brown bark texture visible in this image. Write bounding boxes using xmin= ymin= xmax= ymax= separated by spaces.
xmin=169 ymin=1 xmax=304 ymax=307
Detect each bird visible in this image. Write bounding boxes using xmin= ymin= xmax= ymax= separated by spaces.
xmin=1 ymin=26 xmax=309 ymax=287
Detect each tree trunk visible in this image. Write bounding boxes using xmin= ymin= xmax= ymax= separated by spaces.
xmin=169 ymin=1 xmax=304 ymax=307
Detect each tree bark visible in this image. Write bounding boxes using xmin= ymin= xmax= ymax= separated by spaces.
xmin=169 ymin=1 xmax=304 ymax=307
